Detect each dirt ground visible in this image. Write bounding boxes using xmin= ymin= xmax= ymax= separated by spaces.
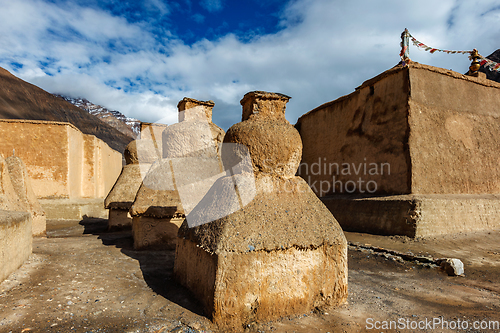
xmin=1 ymin=218 xmax=499 ymax=333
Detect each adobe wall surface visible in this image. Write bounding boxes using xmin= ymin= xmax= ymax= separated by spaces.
xmin=0 ymin=119 xmax=122 ymax=200
xmin=322 ymin=194 xmax=500 ymax=237
xmin=413 ymin=194 xmax=500 ymax=236
xmin=82 ymin=135 xmax=122 ymax=198
xmin=296 ymin=67 xmax=410 ymax=196
xmin=0 ymin=120 xmax=71 ymax=199
xmin=0 ymin=210 xmax=32 ymax=283
xmin=39 ymin=198 xmax=108 ymax=220
xmin=407 ymin=64 xmax=500 ymax=194
xmin=297 ymin=63 xmax=500 ymax=197
xmin=82 ymin=135 xmax=97 ymax=199
xmin=68 ymin=125 xmax=84 ymax=199
xmin=299 ymin=63 xmax=500 ymax=237
xmin=101 ymin=142 xmax=122 ymax=197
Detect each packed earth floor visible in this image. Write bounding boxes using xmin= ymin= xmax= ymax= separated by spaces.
xmin=1 ymin=218 xmax=500 ymax=333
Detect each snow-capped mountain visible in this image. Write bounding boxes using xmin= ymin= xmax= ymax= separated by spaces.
xmin=55 ymin=95 xmax=141 ymax=138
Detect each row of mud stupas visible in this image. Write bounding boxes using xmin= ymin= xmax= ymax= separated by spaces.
xmin=105 ymin=91 xmax=348 ymax=331
xmin=105 ymin=60 xmax=500 ymax=330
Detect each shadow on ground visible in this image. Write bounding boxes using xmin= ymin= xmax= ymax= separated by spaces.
xmin=78 ymin=217 xmax=206 ymax=317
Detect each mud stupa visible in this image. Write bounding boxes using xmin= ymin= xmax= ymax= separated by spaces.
xmin=0 ymin=153 xmax=32 ymax=283
xmin=174 ymin=91 xmax=348 ymax=331
xmin=129 ymin=98 xmax=225 ymax=249
xmin=104 ymin=140 xmax=159 ymax=230
xmin=0 ymin=154 xmax=23 ymax=212
xmin=6 ymin=155 xmax=46 ymax=236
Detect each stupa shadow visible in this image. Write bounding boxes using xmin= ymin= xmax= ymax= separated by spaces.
xmin=79 ymin=217 xmax=205 ymax=317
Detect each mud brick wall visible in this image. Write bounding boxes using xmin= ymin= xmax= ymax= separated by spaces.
xmin=297 ymin=63 xmax=500 ymax=196
xmin=0 ymin=119 xmax=122 ymax=199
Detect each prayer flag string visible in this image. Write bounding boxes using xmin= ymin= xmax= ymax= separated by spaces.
xmin=400 ymin=29 xmax=500 ymax=72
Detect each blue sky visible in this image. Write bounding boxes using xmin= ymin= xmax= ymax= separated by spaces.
xmin=0 ymin=0 xmax=499 ymax=130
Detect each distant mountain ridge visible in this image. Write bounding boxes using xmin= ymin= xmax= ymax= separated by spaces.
xmin=55 ymin=95 xmax=141 ymax=139
xmin=0 ymin=67 xmax=133 ymax=153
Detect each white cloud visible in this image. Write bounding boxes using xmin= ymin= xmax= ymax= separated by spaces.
xmin=192 ymin=13 xmax=205 ymax=24
xmin=199 ymin=0 xmax=223 ymax=13
xmin=145 ymin=0 xmax=170 ymax=17
xmin=0 ymin=0 xmax=499 ymax=130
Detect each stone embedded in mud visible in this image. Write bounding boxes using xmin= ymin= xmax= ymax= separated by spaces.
xmin=174 ymin=91 xmax=348 ymax=331
xmin=5 ymin=155 xmax=46 ymax=236
xmin=105 ymin=140 xmax=158 ymax=230
xmin=440 ymin=258 xmax=465 ymax=276
xmin=130 ymin=98 xmax=225 ymax=250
